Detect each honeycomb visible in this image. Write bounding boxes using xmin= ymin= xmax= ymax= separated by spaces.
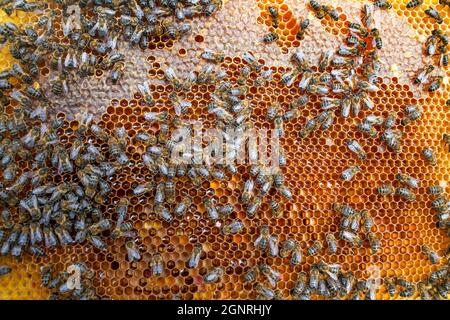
xmin=0 ymin=0 xmax=449 ymax=300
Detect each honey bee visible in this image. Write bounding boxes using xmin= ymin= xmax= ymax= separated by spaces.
xmin=3 ymin=163 xmax=16 ymax=183
xmin=263 ymin=32 xmax=279 ymax=43
xmin=196 ymin=64 xmax=216 ymax=84
xmin=164 ymin=67 xmax=184 ymax=90
xmin=348 ymin=22 xmax=368 ymax=37
xmin=174 ymin=198 xmax=191 ymax=216
xmin=240 ymin=179 xmax=254 ymax=204
xmin=325 ymin=233 xmax=338 ymax=254
xmin=133 ymin=182 xmax=155 ymax=196
xmin=414 ymin=65 xmax=434 ymax=84
xmin=406 ymin=0 xmax=423 ymax=8
xmin=243 ymin=267 xmax=259 ymax=282
xmin=324 ymin=5 xmax=339 ymax=21
xmin=204 ymin=198 xmax=219 ymax=221
xmin=310 ymin=0 xmax=327 ymax=19
xmin=268 ymin=6 xmax=279 ymax=28
xmin=307 ymin=240 xmax=323 ymax=256
xmin=341 ymin=165 xmax=360 ymax=181
xmin=291 ymin=272 xmax=308 ymax=297
xmin=137 ymin=81 xmax=154 ymax=106
xmin=291 ymin=242 xmax=303 ymax=265
xmin=429 ymin=268 xmax=447 ymax=283
xmin=309 ymin=266 xmax=320 ymax=289
xmin=422 ymin=245 xmax=440 ymax=264
xmin=279 ymin=238 xmax=296 ymax=258
xmin=431 ymin=196 xmax=448 ymax=209
xmin=377 ymin=183 xmax=395 ymax=196
xmin=395 ymin=187 xmax=416 ymax=202
xmin=397 ymin=281 xmax=416 ymax=298
xmin=157 ymin=203 xmax=174 ymax=223
xmin=384 ymin=112 xmax=397 ymax=129
xmin=255 ymin=283 xmax=277 ymax=300
xmin=266 ymin=102 xmax=281 ymax=121
xmin=187 ymin=243 xmax=203 ymax=269
xmin=203 ymin=0 xmax=222 ymax=16
xmin=396 ymin=173 xmax=419 ymax=189
xmin=339 ymin=230 xmax=363 ymax=246
xmin=246 ymin=196 xmax=262 ymax=218
xmin=276 ymin=184 xmax=292 ymax=201
xmin=153 ymin=182 xmax=165 ymax=205
xmin=268 ymin=235 xmax=279 ymax=257
xmin=254 ymin=225 xmax=271 ymax=252
xmin=332 ymin=203 xmax=356 ymax=217
xmin=30 ymin=222 xmax=43 ymax=246
xmin=270 ymin=200 xmax=283 ymax=218
xmin=144 ymin=112 xmax=169 ymax=122
xmin=204 ymin=267 xmax=223 ymax=283
xmin=356 ymin=121 xmax=377 ymax=137
xmin=370 ymin=28 xmax=382 ymax=49
xmin=242 ymin=52 xmax=263 ymax=72
xmin=439 ymin=45 xmax=448 ymax=67
xmin=281 ymin=69 xmax=300 ymax=87
xmin=87 ymin=233 xmax=107 ymax=250
xmin=345 ymin=139 xmax=367 ymax=160
xmin=425 ymin=7 xmax=443 ymax=24
xmin=428 ymin=76 xmax=443 ymax=92
xmin=374 ymin=0 xmax=392 ymax=9
xmin=222 ymin=219 xmax=244 ymax=234
xmin=339 ymin=272 xmax=355 ymax=296
xmin=111 ymin=222 xmax=136 ymax=240
xmin=346 ymin=35 xmax=367 ymax=49
xmin=367 ymin=232 xmax=380 ymax=253
xmin=318 ymin=49 xmax=333 ymax=72
xmin=417 ymin=282 xmax=432 ymax=300
xmin=444 ymin=133 xmax=450 ymax=151
xmin=10 ymin=63 xmax=33 ymax=84
xmin=428 ymin=185 xmax=444 ymax=196
xmin=362 ymin=4 xmax=374 ymax=27
xmin=150 ymin=253 xmax=164 ymax=276
xmin=381 ymin=129 xmax=404 ymax=153
xmin=236 ymin=65 xmax=251 ymax=85
xmin=296 ymin=18 xmax=310 ymax=40
xmin=0 ymin=265 xmax=11 ymax=277
xmin=274 ymin=116 xmax=284 ymax=138
xmin=384 ymin=278 xmax=397 ymax=297
xmin=259 ymin=264 xmax=281 ymax=287
xmin=422 ymin=147 xmax=437 ymax=166
xmin=201 ymin=48 xmax=225 ymax=63
xmin=359 ymin=210 xmax=374 ymax=232
xmin=125 ymin=241 xmax=141 ymax=262
xmin=40 ymin=265 xmax=53 ymax=287
xmin=426 ymin=32 xmax=438 ymax=56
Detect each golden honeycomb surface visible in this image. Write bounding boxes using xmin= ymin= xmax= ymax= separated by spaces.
xmin=0 ymin=0 xmax=449 ymax=300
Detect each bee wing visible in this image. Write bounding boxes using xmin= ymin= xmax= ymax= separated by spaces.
xmin=165 ymin=67 xmax=176 ymax=80
xmin=137 ymin=83 xmax=147 ymax=96
xmin=243 ymin=51 xmax=256 ymax=64
xmin=62 ymin=18 xmax=72 ymax=36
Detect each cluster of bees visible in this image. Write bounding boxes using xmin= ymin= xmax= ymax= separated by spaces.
xmin=247 ymin=0 xmax=449 ymax=299
xmin=1 ymin=0 xmax=223 ymax=96
xmin=0 ymin=0 xmax=449 ymax=300
xmin=416 ymin=31 xmax=448 ymax=93
xmin=40 ymin=262 xmax=99 ymax=300
xmin=383 ymin=262 xmax=450 ymax=299
xmin=406 ymin=0 xmax=448 ymax=24
xmin=0 ymin=0 xmax=225 ymax=300
xmin=407 ymin=0 xmax=449 ymax=93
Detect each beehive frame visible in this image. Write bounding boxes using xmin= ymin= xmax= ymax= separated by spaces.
xmin=0 ymin=0 xmax=449 ymax=300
